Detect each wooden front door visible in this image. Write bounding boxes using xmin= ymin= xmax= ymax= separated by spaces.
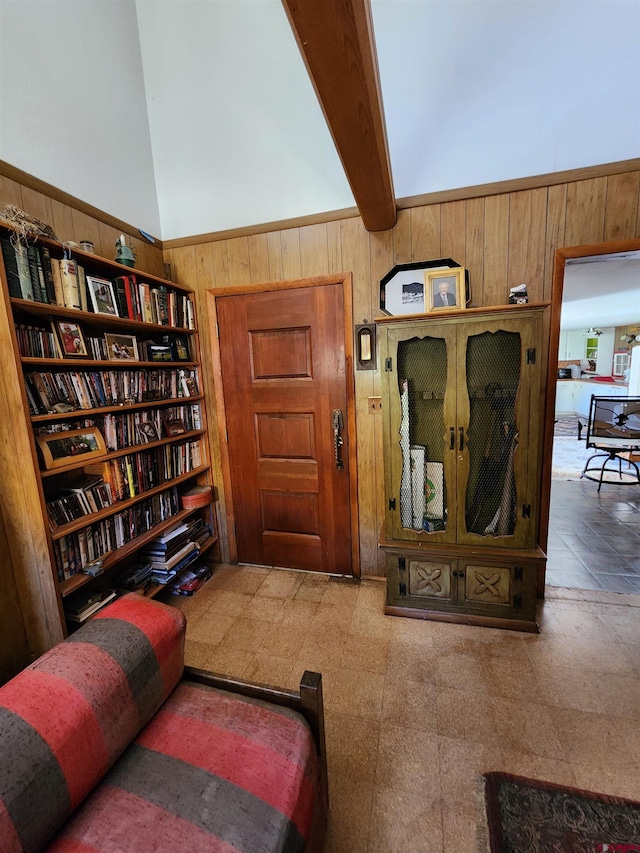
xmin=215 ymin=278 xmax=355 ymax=575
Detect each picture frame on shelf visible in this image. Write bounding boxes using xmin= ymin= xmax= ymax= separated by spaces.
xmin=36 ymin=427 xmax=107 ymax=471
xmin=52 ymin=319 xmax=89 ymax=358
xmin=87 ymin=276 xmax=119 ymax=316
xmin=173 ymin=335 xmax=191 ymax=361
xmin=164 ymin=417 xmax=186 ymax=437
xmin=380 ymin=259 xmax=471 ymax=315
xmin=425 ymin=268 xmax=465 ymax=313
xmin=136 ymin=421 xmax=160 ymax=444
xmin=105 ymin=333 xmax=139 ymax=361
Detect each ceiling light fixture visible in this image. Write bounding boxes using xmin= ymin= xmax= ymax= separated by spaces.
xmin=586 ymin=327 xmax=603 ymax=336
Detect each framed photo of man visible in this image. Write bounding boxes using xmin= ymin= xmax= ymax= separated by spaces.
xmin=426 ymin=267 xmax=465 ymax=313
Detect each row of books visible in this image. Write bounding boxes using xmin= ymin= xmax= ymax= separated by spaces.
xmin=81 ymin=440 xmax=203 ymax=500
xmin=1 ymin=235 xmax=195 ymax=329
xmin=45 ymin=472 xmax=114 ymax=531
xmin=35 ymin=404 xmax=201 ymax=455
xmin=15 ymin=321 xmax=192 ymax=364
xmin=25 ymin=367 xmax=199 ymax=416
xmin=53 ymin=487 xmax=180 ymax=580
xmin=64 ymin=588 xmax=117 ymax=624
xmin=168 ymin=563 xmax=214 ymax=596
xmin=141 ymin=518 xmax=214 ymax=584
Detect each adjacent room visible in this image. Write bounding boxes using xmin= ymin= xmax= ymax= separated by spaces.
xmin=1 ymin=1 xmax=639 ymax=851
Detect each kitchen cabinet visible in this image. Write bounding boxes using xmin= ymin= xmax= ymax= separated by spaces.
xmin=555 ymin=381 xmax=575 ymax=415
xmin=377 ymin=306 xmax=547 ymax=631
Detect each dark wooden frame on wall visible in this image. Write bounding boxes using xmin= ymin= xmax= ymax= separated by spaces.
xmin=207 ymin=273 xmax=360 ymax=576
xmin=538 ymin=236 xmax=640 ymax=596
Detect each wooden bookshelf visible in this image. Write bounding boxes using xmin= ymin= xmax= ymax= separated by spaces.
xmin=0 ymin=222 xmax=218 ymax=635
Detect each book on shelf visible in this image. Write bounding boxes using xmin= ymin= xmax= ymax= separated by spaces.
xmin=60 ymin=258 xmax=81 ymax=309
xmin=64 ymin=588 xmax=117 ymax=623
xmin=168 ymin=562 xmax=213 ymax=596
xmin=1 ymin=236 xmax=26 ymax=299
xmin=49 ymin=256 xmax=65 ymax=306
xmin=26 ymin=245 xmax=46 ymax=303
xmin=112 ymin=276 xmax=129 ymax=319
xmin=77 ymin=264 xmax=89 ymax=312
xmin=39 ymin=246 xmax=57 ymax=304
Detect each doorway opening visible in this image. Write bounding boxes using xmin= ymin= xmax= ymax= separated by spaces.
xmin=545 ymin=243 xmax=640 ymax=594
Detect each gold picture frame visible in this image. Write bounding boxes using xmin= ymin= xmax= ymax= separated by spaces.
xmin=425 ymin=267 xmax=466 ymax=313
xmin=36 ymin=427 xmax=107 ymax=470
xmin=53 ymin=319 xmax=89 ymax=358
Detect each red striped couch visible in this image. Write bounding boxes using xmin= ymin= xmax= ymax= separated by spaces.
xmin=0 ymin=594 xmax=327 ymax=853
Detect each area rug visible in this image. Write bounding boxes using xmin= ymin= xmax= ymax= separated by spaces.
xmin=552 ymin=436 xmax=592 ymax=480
xmin=482 ymin=772 xmax=640 ymax=852
xmin=554 ymin=416 xmax=584 ymax=438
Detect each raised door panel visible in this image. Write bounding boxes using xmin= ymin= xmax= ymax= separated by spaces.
xmin=407 ymin=557 xmax=455 ymax=603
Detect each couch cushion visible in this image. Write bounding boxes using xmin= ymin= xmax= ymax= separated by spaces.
xmin=0 ymin=594 xmax=185 ymax=853
xmin=47 ymin=680 xmax=322 ymax=853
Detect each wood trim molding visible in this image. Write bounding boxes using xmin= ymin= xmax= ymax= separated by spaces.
xmin=0 ymin=159 xmax=162 ymax=247
xmin=281 ymin=0 xmax=396 ymax=232
xmin=164 ymin=159 xmax=640 ymax=250
xmin=396 ymin=158 xmax=640 ymax=210
xmin=537 ymin=234 xmax=640 ymax=589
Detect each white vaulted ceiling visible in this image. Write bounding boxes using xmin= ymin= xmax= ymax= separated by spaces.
xmin=0 ymin=0 xmax=639 ymax=240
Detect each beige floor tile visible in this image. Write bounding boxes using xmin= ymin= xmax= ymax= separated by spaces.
xmin=438 ymin=735 xmax=503 ymax=812
xmin=201 ymin=645 xmax=254 ymax=679
xmin=242 ymin=594 xmax=288 ymax=623
xmin=210 ymin=589 xmax=254 ymax=619
xmin=295 ymin=576 xmax=330 ymax=602
xmin=367 ymin=785 xmax=444 ymax=853
xmin=433 ymin=649 xmax=491 ymax=695
xmin=535 ymin=663 xmax=640 ymax=718
xmin=382 ymin=678 xmax=438 ymax=733
xmin=279 ymin=598 xmax=321 ymax=629
xmin=255 ymin=569 xmax=304 ymax=599
xmin=309 ymin=603 xmax=356 ymax=635
xmin=525 ymin=631 xmax=638 ymax=677
xmin=330 ymin=667 xmax=385 ymax=720
xmin=184 ymin=639 xmax=215 ymax=668
xmin=321 ymin=580 xmax=361 ymax=607
xmin=245 ymin=651 xmax=295 ymax=688
xmin=295 ymin=632 xmax=348 ymax=673
xmin=349 ymin=607 xmax=393 ymax=641
xmin=324 ymin=772 xmax=374 ymax=853
xmin=374 ymin=724 xmax=441 ymax=797
xmin=261 ymin=621 xmax=310 ymax=658
xmin=490 ymin=697 xmax=566 ymax=760
xmin=497 ymin=751 xmax=576 ymax=787
xmin=214 ymin=616 xmax=272 ymax=653
xmin=385 ymin=639 xmax=436 ymax=685
xmin=442 ymin=808 xmax=483 ymax=853
xmin=482 ymin=655 xmax=543 ymax=701
xmin=341 ymin=633 xmax=389 ymax=675
xmin=324 ymin=713 xmax=380 ymax=781
xmin=186 ymin=612 xmax=236 ymax=645
xmin=435 ymin=688 xmax=496 ymax=745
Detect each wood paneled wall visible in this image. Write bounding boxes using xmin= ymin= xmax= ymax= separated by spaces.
xmin=0 ymin=167 xmax=165 ymax=279
xmin=0 ymin=164 xmax=166 ymax=681
xmin=164 ymin=167 xmax=640 ymax=576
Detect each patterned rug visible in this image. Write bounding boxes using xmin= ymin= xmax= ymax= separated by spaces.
xmin=552 ymin=436 xmax=592 ymax=480
xmin=554 ymin=416 xmax=584 ymax=438
xmin=482 ymin=772 xmax=640 ymax=852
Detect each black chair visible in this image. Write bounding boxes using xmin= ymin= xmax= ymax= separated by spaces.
xmin=580 ymin=395 xmax=640 ymax=492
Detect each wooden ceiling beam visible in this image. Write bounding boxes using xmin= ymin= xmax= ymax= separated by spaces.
xmin=282 ymin=0 xmax=396 ymax=232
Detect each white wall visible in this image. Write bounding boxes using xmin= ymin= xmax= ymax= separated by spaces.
xmin=372 ymin=0 xmax=640 ymax=199
xmin=135 ymin=0 xmax=354 ymax=240
xmin=0 ymin=1 xmax=161 ymax=237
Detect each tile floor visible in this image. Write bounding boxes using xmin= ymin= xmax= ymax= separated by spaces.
xmin=547 ymin=478 xmax=640 ymax=592
xmin=170 ymin=564 xmax=640 ymax=853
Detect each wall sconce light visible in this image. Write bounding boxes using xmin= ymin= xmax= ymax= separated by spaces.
xmin=355 ymin=323 xmax=376 ymax=370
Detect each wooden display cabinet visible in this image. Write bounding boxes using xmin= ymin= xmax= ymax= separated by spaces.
xmin=377 ymin=305 xmax=548 ymax=632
